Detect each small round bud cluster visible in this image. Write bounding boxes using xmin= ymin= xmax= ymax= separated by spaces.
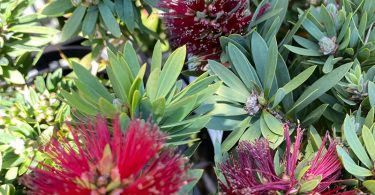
xmin=244 ymin=91 xmax=262 ymax=116
xmin=33 ymin=93 xmax=60 ymax=123
xmin=319 ymin=36 xmax=338 ymax=55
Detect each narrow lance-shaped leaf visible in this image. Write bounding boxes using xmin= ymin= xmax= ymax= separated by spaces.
xmin=337 ymin=146 xmax=373 ymax=177
xmin=61 ymin=5 xmax=86 ymax=42
xmin=156 ymin=46 xmax=186 ymax=98
xmin=98 ymin=2 xmax=122 ymax=37
xmin=288 ymin=62 xmax=352 ymax=114
xmin=343 ymin=115 xmax=373 ymax=169
xmin=228 ymin=43 xmax=261 ymax=90
xmin=208 ymin=60 xmax=249 ymax=97
xmin=272 ymin=65 xmax=316 ymax=108
xmin=264 ymin=37 xmax=278 ymax=97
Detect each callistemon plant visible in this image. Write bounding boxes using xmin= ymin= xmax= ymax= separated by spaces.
xmin=159 ymin=0 xmax=270 ymax=68
xmin=61 ymin=43 xmax=220 ymax=147
xmin=334 ymin=61 xmax=375 ymax=108
xmin=285 ymin=0 xmax=375 ymax=73
xmin=337 ymin=114 xmax=375 ymax=194
xmin=203 ymin=31 xmax=352 ymax=150
xmin=219 ymin=125 xmax=343 ymax=194
xmin=21 ymin=116 xmax=189 ymax=194
xmin=41 ymin=0 xmax=156 ymax=41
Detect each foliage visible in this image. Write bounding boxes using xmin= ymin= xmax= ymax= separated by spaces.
xmin=337 ymin=113 xmax=375 ymax=194
xmin=0 ymin=0 xmax=375 ymax=194
xmin=204 ymin=31 xmax=352 ymax=151
xmin=285 ymin=0 xmax=375 ymax=71
xmin=0 ymin=0 xmax=58 ymax=84
xmin=0 ymin=69 xmax=70 ymax=192
xmin=42 ymin=0 xmax=158 ymax=41
xmin=61 ymin=41 xmax=220 ymax=146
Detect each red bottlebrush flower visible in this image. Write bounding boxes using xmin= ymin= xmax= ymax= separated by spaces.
xmin=21 ymin=116 xmax=189 ymax=195
xmin=219 ymin=125 xmax=343 ymax=195
xmin=160 ymin=0 xmax=270 ymax=68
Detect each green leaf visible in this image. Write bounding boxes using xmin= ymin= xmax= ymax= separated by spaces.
xmin=299 ymin=175 xmax=322 ymax=193
xmin=272 ymin=66 xmax=316 ymax=107
xmin=240 ymin=120 xmax=261 ymax=142
xmin=184 ymin=142 xmax=201 ymax=158
xmin=297 ymin=165 xmax=311 ymax=180
xmin=338 ymin=13 xmax=353 ymax=42
xmin=364 ymin=107 xmax=374 ymax=128
xmin=151 ymin=40 xmax=162 ymax=71
xmin=156 ymin=46 xmax=186 ymax=98
xmin=302 ymin=104 xmax=328 ymax=126
xmin=0 ymin=184 xmax=15 ymax=195
xmin=5 ymin=167 xmax=18 ymax=182
xmin=343 ymin=115 xmax=373 ymax=169
xmin=320 ymin=5 xmax=336 ymax=37
xmin=337 ymin=146 xmax=373 ymax=177
xmin=216 ymin=85 xmax=248 ymax=103
xmin=61 ymin=90 xmax=99 ymax=115
xmin=302 ymin=18 xmax=325 ymax=40
xmin=122 ymin=0 xmax=135 ymax=32
xmin=209 ymin=103 xmax=247 ymax=117
xmin=146 ymin=69 xmax=161 ymax=101
xmin=42 ymin=0 xmax=73 ymax=16
xmin=322 ymin=55 xmax=334 ymax=73
xmin=61 ymin=5 xmax=86 ymax=42
xmin=72 ymin=62 xmax=113 ymax=102
xmin=208 ymin=60 xmax=248 ymax=97
xmin=293 ymin=35 xmax=319 ymax=50
xmin=9 ymin=25 xmax=59 ymax=35
xmin=178 ymin=169 xmax=204 ymax=195
xmin=98 ymin=2 xmax=121 ymax=37
xmin=128 ymin=64 xmax=146 ymax=107
xmin=82 ymin=7 xmax=99 ymax=36
xmin=262 ymin=110 xmax=283 ymax=135
xmin=363 ymin=180 xmax=375 ymax=194
xmin=288 ymin=63 xmax=352 ymax=114
xmin=0 ymin=153 xmax=2 ymax=171
xmin=368 ymin=81 xmax=375 ymax=109
xmin=279 ymin=10 xmax=309 ymax=54
xmin=98 ymin=97 xmax=117 ymax=117
xmin=163 ymin=95 xmax=197 ymax=124
xmin=273 ymin=150 xmax=283 ymax=176
xmin=4 ymin=69 xmax=25 ymax=84
xmin=251 ymin=32 xmax=268 ymax=84
xmin=362 ymin=126 xmax=375 ymax=162
xmin=107 ymin=50 xmax=133 ymax=102
xmin=123 ymin=42 xmax=141 ymax=77
xmin=222 ymin=117 xmax=250 ymax=152
xmin=264 ymin=37 xmax=278 ymax=97
xmin=260 ymin=116 xmax=279 ymax=143
xmin=284 ymin=45 xmax=323 ymax=56
xmin=228 ymin=43 xmax=261 ymax=90
xmin=131 ymin=90 xmax=141 ymax=116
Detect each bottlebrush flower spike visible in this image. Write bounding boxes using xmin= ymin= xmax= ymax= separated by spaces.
xmin=219 ymin=125 xmax=343 ymax=194
xmin=160 ymin=0 xmax=270 ymax=69
xmin=304 ymin=132 xmax=342 ymax=193
xmin=21 ymin=116 xmax=189 ymax=195
xmin=219 ymin=139 xmax=290 ymax=194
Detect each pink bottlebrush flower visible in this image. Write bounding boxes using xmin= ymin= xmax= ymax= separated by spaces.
xmin=21 ymin=116 xmax=189 ymax=195
xmin=219 ymin=139 xmax=290 ymax=194
xmin=304 ymin=132 xmax=342 ymax=193
xmin=159 ymin=0 xmax=270 ymax=68
xmin=219 ymin=125 xmax=343 ymax=195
